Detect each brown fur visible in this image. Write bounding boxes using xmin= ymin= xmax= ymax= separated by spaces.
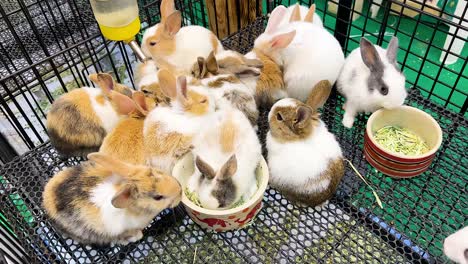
xmin=306 ymin=80 xmax=332 ymax=109
xmin=304 ymin=4 xmax=316 ymax=23
xmin=220 ymin=117 xmax=236 ymax=153
xmin=269 ymin=101 xmax=320 ymax=142
xmin=47 ymin=89 xmax=106 ymax=157
xmin=253 ymin=50 xmax=285 ymax=107
xmin=95 ymin=94 xmax=106 ymax=105
xmin=207 ymin=76 xmax=240 ymax=88
xmin=290 ymin=4 xmax=302 ymax=22
xmin=144 ymin=123 xmax=193 ymax=159
xmin=184 ymin=90 xmax=210 ymax=115
xmin=140 ymin=83 xmax=171 ymax=106
xmin=276 ymin=159 xmax=345 ymax=206
xmin=43 ymin=154 xmax=181 ymax=245
xmin=210 ymin=33 xmax=220 ymax=54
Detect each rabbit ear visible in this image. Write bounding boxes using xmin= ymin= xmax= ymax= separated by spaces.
xmin=266 ymin=5 xmax=288 ymax=33
xmin=110 ymin=91 xmax=137 ymax=115
xmin=160 ymin=0 xmax=176 ymax=21
xmin=195 ymin=156 xmax=216 ymax=180
xmin=294 ymin=106 xmax=312 ymax=129
xmin=111 ymin=183 xmax=138 ymax=209
xmin=304 ymin=4 xmax=316 ymax=23
xmin=269 ymin=30 xmax=296 ymax=50
xmin=176 ymin=75 xmax=188 ymax=101
xmin=157 ymin=69 xmax=177 ymax=98
xmin=218 ymin=155 xmax=237 ymax=180
xmin=306 ymin=80 xmax=332 ymax=110
xmin=89 ymin=73 xmax=114 ymax=96
xmin=164 ymin=11 xmax=181 ymax=36
xmin=132 ymin=91 xmax=149 ymax=116
xmin=192 ymin=57 xmax=207 ymax=78
xmin=360 ymin=38 xmax=383 ymax=72
xmin=206 ymin=51 xmax=219 ymax=74
xmin=289 ymin=4 xmax=301 ymax=22
xmin=386 ymin=36 xmax=399 ymax=64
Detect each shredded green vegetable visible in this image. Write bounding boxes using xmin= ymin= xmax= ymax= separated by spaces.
xmin=184 ymin=188 xmax=247 ymax=209
xmin=374 ymin=126 xmax=430 ymax=156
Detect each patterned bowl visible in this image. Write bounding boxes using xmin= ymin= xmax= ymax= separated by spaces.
xmin=172 ymin=153 xmax=269 ymax=232
xmin=364 ymin=106 xmax=443 ymax=178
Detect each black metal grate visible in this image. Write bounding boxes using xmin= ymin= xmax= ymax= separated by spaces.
xmin=0 ymin=0 xmax=467 ymax=263
xmin=0 ymin=22 xmax=466 ymax=262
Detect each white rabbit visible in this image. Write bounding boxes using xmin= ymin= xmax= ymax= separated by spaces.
xmin=337 ymin=36 xmax=407 ymax=128
xmin=189 ymin=108 xmax=261 ymax=209
xmin=266 ymin=80 xmax=344 ymax=206
xmin=444 ymin=226 xmax=468 ymax=264
xmin=254 ymin=5 xmax=345 ymax=102
xmin=141 ymin=0 xmax=223 ymax=74
xmin=278 ymin=3 xmax=323 ymax=28
xmin=143 ymin=69 xmax=216 ymax=174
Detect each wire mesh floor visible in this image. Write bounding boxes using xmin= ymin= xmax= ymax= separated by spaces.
xmin=1 ymin=19 xmax=467 ymax=264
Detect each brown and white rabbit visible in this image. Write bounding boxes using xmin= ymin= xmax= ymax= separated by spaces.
xmin=266 ymin=80 xmax=344 ymax=206
xmin=190 ymin=51 xmax=260 ymax=125
xmin=99 ymin=91 xmax=155 ymax=165
xmin=143 ymin=69 xmax=216 ymax=174
xmin=135 ymin=60 xmax=171 ymax=106
xmin=46 ymin=73 xmax=133 ymax=157
xmin=141 ymin=0 xmax=223 ymax=74
xmin=210 ymin=49 xmax=286 ymax=109
xmin=42 ymin=153 xmax=181 ymax=245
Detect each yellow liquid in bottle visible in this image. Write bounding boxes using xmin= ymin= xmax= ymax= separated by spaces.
xmin=92 ymin=4 xmax=141 ymax=42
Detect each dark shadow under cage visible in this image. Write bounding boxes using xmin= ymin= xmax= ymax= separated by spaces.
xmin=0 ymin=0 xmax=467 ymax=263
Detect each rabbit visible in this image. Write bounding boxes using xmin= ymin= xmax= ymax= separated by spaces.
xmin=141 ymin=0 xmax=223 ymax=74
xmin=189 ymin=108 xmax=261 ymax=209
xmin=143 ymin=69 xmax=216 ymax=174
xmin=135 ymin=59 xmax=171 ymax=106
xmin=337 ymin=36 xmax=407 ymax=128
xmin=253 ymin=5 xmax=345 ymax=102
xmin=99 ymin=91 xmax=155 ymax=165
xmin=42 ymin=153 xmax=181 ymax=245
xmin=444 ymin=226 xmax=468 ymax=264
xmin=278 ymin=3 xmax=323 ymax=28
xmin=190 ymin=50 xmax=261 ymax=125
xmin=213 ymin=48 xmax=287 ymax=109
xmin=46 ymin=73 xmax=134 ymax=157
xmin=266 ymin=80 xmax=345 ymax=206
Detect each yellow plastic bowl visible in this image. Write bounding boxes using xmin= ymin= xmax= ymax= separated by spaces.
xmin=172 ymin=153 xmax=269 ymax=232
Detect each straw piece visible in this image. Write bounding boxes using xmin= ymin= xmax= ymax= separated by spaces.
xmin=345 ymin=159 xmax=384 ymax=209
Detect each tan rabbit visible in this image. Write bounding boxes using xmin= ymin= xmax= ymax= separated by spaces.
xmin=99 ymin=91 xmax=155 ymax=165
xmin=43 ymin=153 xmax=181 ymax=245
xmin=46 ymin=73 xmax=133 ymax=157
xmin=266 ymin=80 xmax=344 ymax=206
xmin=141 ymin=0 xmax=223 ymax=74
xmin=143 ymin=69 xmax=216 ymax=174
xmin=134 ymin=59 xmax=171 ymax=106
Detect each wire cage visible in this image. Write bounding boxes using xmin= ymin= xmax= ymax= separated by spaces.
xmin=0 ymin=0 xmax=466 ymax=263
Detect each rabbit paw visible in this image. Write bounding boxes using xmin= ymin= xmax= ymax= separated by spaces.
xmin=127 ymin=230 xmax=143 ymax=243
xmin=342 ymin=116 xmax=354 ymax=128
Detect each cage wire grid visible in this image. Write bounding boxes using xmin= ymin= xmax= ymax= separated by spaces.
xmin=0 ymin=0 xmax=467 ymax=263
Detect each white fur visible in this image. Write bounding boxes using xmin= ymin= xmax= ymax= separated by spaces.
xmin=136 ymin=60 xmax=159 ymax=89
xmin=142 ymin=25 xmax=223 ymax=73
xmin=444 ymin=226 xmax=468 ymax=264
xmin=254 ymin=22 xmax=345 ymax=102
xmin=190 ymin=109 xmax=261 ymax=209
xmin=278 ymin=5 xmax=324 ymax=28
xmin=266 ymin=100 xmax=343 ymax=194
xmin=143 ymin=87 xmax=216 ymax=173
xmin=337 ymin=43 xmax=407 ymax=128
xmin=89 ymin=176 xmax=155 ymax=236
xmin=84 ymin=87 xmax=122 ymax=133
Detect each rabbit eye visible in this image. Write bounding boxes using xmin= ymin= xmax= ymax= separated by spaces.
xmin=380 ymin=86 xmax=389 ymax=95
xmin=153 ymin=194 xmax=164 ymax=201
xmin=276 ymin=113 xmax=283 ymax=121
xmin=200 ymin=99 xmax=207 ymax=103
xmin=150 ymin=41 xmax=157 ymax=46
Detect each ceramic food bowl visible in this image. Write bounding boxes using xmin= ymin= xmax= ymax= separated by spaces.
xmin=172 ymin=153 xmax=269 ymax=232
xmin=364 ymin=105 xmax=443 ymax=178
